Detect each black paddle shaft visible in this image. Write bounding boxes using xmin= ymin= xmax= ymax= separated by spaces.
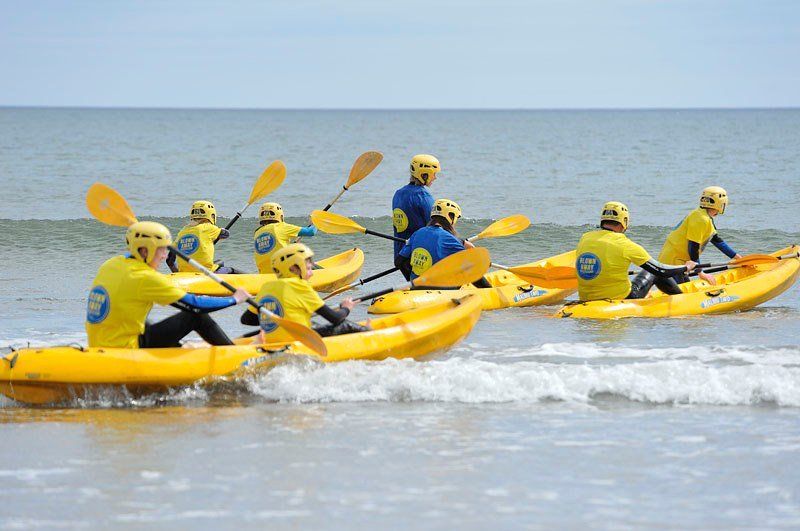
xmin=224 ymin=211 xmax=243 ymax=231
xmin=365 ymin=229 xmax=406 ymax=243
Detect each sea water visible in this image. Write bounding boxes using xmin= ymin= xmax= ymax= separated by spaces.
xmin=1 ymin=108 xmax=799 ymax=529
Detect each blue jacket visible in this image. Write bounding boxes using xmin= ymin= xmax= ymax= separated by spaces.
xmin=392 ymin=184 xmax=434 ymax=258
xmin=399 ymin=225 xmax=465 ymax=280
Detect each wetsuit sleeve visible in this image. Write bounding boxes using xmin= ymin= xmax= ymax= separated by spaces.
xmin=179 ymin=293 xmax=237 ymax=311
xmin=166 ymin=250 xmax=178 ymax=272
xmin=687 ymin=241 xmax=701 ymax=262
xmin=315 ymin=304 xmax=350 ymax=326
xmin=298 ymin=225 xmax=318 ymax=237
xmin=213 ymin=228 xmax=230 ymax=243
xmin=640 ymin=260 xmax=687 ymax=278
xmin=710 ymin=234 xmax=737 ymax=259
xmin=241 ymin=309 xmax=259 ymax=325
xmin=397 ymin=254 xmax=413 ymax=280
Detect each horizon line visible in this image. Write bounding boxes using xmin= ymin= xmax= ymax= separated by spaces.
xmin=1 ymin=105 xmax=799 ymax=112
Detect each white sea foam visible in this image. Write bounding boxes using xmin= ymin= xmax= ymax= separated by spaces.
xmin=245 ymin=352 xmax=800 ymax=407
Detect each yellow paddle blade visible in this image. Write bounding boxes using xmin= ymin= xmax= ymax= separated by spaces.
xmin=248 ymin=160 xmax=287 ymax=205
xmin=346 ymin=151 xmax=383 ymax=188
xmin=729 ymin=254 xmax=778 ymax=267
xmin=415 ymin=247 xmax=491 ymax=288
xmin=505 ymin=265 xmax=578 ymax=289
xmin=470 ymin=214 xmax=531 ymax=241
xmin=310 ymin=210 xmax=367 ymax=235
xmin=86 ymin=183 xmax=138 ymax=227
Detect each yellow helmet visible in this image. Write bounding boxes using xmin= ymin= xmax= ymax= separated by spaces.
xmin=700 ymin=186 xmax=728 ymax=214
xmin=410 ymin=154 xmax=441 ymax=185
xmin=126 ymin=221 xmax=172 ymax=265
xmin=271 ymin=243 xmax=315 ymax=280
xmin=431 ymin=198 xmax=462 ymax=226
xmin=190 ymin=200 xmax=217 ymax=225
xmin=600 ymin=201 xmax=630 ymax=231
xmin=259 ymin=202 xmax=284 ymax=223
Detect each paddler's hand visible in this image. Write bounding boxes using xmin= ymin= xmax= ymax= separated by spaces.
xmin=685 ymin=260 xmax=698 ymax=272
xmin=232 ymin=288 xmax=250 ymax=304
xmin=463 ymin=240 xmax=476 ymax=249
xmin=733 ymin=253 xmax=743 ymax=260
xmin=698 ymin=271 xmax=717 ymax=285
xmin=339 ymin=298 xmax=357 ymax=311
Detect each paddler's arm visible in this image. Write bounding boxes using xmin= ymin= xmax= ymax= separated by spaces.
xmin=297 ymin=225 xmax=318 ymax=237
xmin=213 ymin=228 xmax=230 ymax=244
xmin=640 ymin=259 xmax=689 ymax=278
xmin=239 ymin=301 xmax=353 ymax=327
xmin=709 ymin=234 xmax=740 ymax=259
xmin=173 ymin=292 xmax=247 ymax=314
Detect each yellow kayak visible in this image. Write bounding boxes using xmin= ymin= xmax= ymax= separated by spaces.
xmin=368 ymin=250 xmax=576 ymax=314
xmin=170 ymin=247 xmax=364 ymax=295
xmin=555 ymin=245 xmax=800 ymax=319
xmin=0 ymin=294 xmax=482 ymax=405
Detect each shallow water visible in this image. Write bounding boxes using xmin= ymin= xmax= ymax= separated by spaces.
xmin=1 ymin=108 xmax=799 ymax=528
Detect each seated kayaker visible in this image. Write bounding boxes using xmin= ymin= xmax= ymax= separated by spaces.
xmin=167 ymin=200 xmax=242 ymax=274
xmin=397 ymin=199 xmax=492 ymax=289
xmin=240 ymin=243 xmax=369 ymax=340
xmin=656 ymin=186 xmax=742 ymax=285
xmin=253 ymin=202 xmax=318 ymax=274
xmin=392 ymin=154 xmax=438 ymax=280
xmin=86 ymin=221 xmax=250 ymax=348
xmin=576 ymin=201 xmax=692 ymax=301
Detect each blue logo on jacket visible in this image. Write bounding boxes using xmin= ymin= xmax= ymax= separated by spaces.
xmin=254 ymin=233 xmax=276 ymax=254
xmin=86 ymin=286 xmax=110 ymax=324
xmin=177 ymin=234 xmax=200 ymax=254
xmin=577 ymin=253 xmax=602 ymax=280
xmin=257 ymin=296 xmax=285 ymax=333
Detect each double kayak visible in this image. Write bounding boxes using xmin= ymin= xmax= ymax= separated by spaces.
xmin=555 ymin=245 xmax=800 ymax=319
xmin=171 ymin=247 xmax=364 ymax=295
xmin=0 ymin=295 xmax=482 ymax=405
xmin=368 ymin=250 xmax=576 ymax=314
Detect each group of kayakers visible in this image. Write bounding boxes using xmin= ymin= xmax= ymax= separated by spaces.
xmin=85 ymin=153 xmax=738 ymax=349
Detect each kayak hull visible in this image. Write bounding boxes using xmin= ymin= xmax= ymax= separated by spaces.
xmin=554 ymin=246 xmax=800 ymax=319
xmin=368 ymin=250 xmax=577 ymax=314
xmin=169 ymin=248 xmax=364 ymax=295
xmin=0 ymin=295 xmax=482 ymax=405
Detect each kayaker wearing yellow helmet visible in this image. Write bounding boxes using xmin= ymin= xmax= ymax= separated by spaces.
xmin=576 ymin=202 xmax=691 ymax=301
xmin=253 ymin=202 xmax=318 ymax=274
xmin=86 ymin=221 xmax=249 ymax=348
xmin=167 ymin=200 xmax=241 ymax=274
xmin=241 ymin=243 xmax=369 ymax=341
xmin=397 ymin=199 xmax=492 ymax=288
xmin=657 ymin=186 xmax=741 ymax=284
xmin=392 ymin=154 xmax=439 ymax=279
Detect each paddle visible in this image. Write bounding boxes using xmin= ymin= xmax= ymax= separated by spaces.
xmin=322 ymin=266 xmax=399 ymax=301
xmin=353 ymin=247 xmax=491 ymax=303
xmin=85 ymin=182 xmax=327 ymax=357
xmin=692 ymin=251 xmax=799 ymax=275
xmin=224 ymin=160 xmax=287 ymax=231
xmin=310 ymin=210 xmax=406 ymax=243
xmin=466 ymin=214 xmax=530 ymax=242
xmin=502 ymin=252 xmax=796 ymax=290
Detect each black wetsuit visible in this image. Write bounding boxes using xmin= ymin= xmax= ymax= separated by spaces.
xmin=240 ymin=303 xmax=369 ymax=338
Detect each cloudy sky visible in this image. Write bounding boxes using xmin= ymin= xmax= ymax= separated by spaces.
xmin=1 ymin=0 xmax=797 ymax=108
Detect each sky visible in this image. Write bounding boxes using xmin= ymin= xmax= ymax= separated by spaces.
xmin=0 ymin=0 xmax=798 ymax=109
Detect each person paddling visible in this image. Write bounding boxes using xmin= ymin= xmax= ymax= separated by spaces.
xmin=392 ymin=154 xmax=439 ymax=279
xmin=167 ymin=200 xmax=241 ymax=274
xmin=397 ymin=199 xmax=492 ymax=288
xmin=576 ymin=202 xmax=692 ymax=301
xmin=656 ymin=186 xmax=741 ymax=285
xmin=86 ymin=221 xmax=249 ymax=348
xmin=253 ymin=202 xmax=318 ymax=274
xmin=241 ymin=243 xmax=369 ymax=341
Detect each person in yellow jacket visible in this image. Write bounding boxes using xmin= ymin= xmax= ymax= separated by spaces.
xmin=576 ymin=202 xmax=693 ymax=301
xmin=167 ymin=200 xmax=242 ymax=274
xmin=657 ymin=186 xmax=742 ymax=285
xmin=240 ymin=243 xmax=368 ymax=342
xmin=86 ymin=221 xmax=249 ymax=348
xmin=253 ymin=202 xmax=318 ymax=274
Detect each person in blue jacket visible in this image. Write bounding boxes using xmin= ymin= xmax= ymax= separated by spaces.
xmin=392 ymin=154 xmax=439 ymax=279
xmin=398 ymin=199 xmax=491 ymax=288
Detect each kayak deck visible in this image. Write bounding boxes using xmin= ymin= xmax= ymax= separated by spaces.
xmin=368 ymin=250 xmax=577 ymax=314
xmin=0 ymin=295 xmax=482 ymax=405
xmin=555 ymin=245 xmax=800 ymax=319
xmin=170 ymin=247 xmax=364 ymax=295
